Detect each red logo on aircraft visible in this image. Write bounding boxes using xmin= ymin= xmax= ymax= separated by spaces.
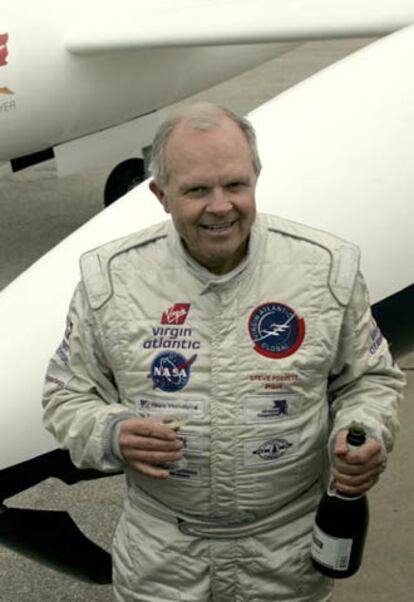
xmin=0 ymin=32 xmax=13 ymax=96
xmin=0 ymin=33 xmax=9 ymax=67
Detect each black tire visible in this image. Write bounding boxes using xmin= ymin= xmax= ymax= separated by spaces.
xmin=104 ymin=158 xmax=145 ymax=206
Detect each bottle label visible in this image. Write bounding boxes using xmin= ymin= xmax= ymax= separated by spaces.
xmin=311 ymin=524 xmax=353 ymax=571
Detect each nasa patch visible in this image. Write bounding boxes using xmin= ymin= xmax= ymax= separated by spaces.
xmin=148 ymin=351 xmax=197 ymax=392
xmin=249 ymin=302 xmax=305 ymax=359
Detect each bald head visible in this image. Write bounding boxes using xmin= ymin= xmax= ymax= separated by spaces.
xmin=149 ymin=103 xmax=261 ymax=187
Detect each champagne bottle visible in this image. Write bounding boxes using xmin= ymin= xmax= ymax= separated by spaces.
xmin=311 ymin=424 xmax=369 ymax=578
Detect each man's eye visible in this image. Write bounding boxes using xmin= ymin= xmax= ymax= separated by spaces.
xmin=226 ymin=182 xmax=244 ymax=191
xmin=187 ymin=187 xmax=207 ymax=196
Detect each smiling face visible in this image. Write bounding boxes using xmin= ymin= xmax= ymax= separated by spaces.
xmin=150 ymin=116 xmax=258 ymax=274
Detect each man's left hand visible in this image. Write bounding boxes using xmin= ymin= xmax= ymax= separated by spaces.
xmin=332 ymin=430 xmax=385 ymax=495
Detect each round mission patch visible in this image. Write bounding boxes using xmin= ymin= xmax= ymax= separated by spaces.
xmin=248 ymin=302 xmax=305 ymax=359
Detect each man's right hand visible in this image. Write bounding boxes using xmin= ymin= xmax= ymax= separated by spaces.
xmin=119 ymin=417 xmax=183 ymax=479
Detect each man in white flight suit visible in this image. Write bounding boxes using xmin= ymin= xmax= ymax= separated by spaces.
xmin=42 ymin=103 xmax=405 ymax=601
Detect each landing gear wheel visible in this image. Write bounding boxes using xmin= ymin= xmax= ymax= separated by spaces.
xmin=104 ymin=158 xmax=145 ymax=206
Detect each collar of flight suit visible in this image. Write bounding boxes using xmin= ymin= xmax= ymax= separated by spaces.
xmin=166 ymin=215 xmax=264 ymax=295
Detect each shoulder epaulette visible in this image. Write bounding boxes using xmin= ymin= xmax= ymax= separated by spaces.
xmin=80 ymin=221 xmax=169 ymax=309
xmin=261 ymin=213 xmax=360 ymax=306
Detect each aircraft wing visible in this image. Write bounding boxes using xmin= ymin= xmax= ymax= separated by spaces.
xmin=2 ymin=19 xmax=414 ymax=583
xmin=66 ymin=0 xmax=414 ymax=54
xmin=2 ymin=24 xmax=414 ymax=470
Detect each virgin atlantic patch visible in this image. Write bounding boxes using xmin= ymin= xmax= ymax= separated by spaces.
xmin=249 ymin=302 xmax=305 ymax=359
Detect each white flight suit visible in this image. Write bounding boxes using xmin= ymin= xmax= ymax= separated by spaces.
xmin=43 ymin=213 xmax=405 ymax=601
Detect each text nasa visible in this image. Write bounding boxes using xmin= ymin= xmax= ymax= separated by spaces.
xmin=143 ymin=326 xmax=201 ymax=350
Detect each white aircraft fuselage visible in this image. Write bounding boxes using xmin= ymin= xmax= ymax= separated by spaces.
xmin=1 ymin=0 xmax=414 ymax=584
xmin=2 ymin=0 xmax=414 ymax=180
xmin=2 ymin=22 xmax=414 ymax=472
xmin=0 ymin=1 xmax=295 ymax=168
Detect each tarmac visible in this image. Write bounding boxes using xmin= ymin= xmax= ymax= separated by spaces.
xmin=0 ymin=39 xmax=413 ymax=601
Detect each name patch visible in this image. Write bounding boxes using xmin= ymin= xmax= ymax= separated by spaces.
xmin=243 ymin=394 xmax=301 ymax=424
xmin=169 ymin=465 xmax=204 ymax=483
xmin=137 ymin=397 xmax=206 ymax=421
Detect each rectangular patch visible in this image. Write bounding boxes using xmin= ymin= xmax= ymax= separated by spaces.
xmin=136 ymin=398 xmax=206 ymax=422
xmin=168 ymin=465 xmax=205 ymax=484
xmin=369 ymin=317 xmax=385 ymax=355
xmin=177 ymin=430 xmax=208 ymax=454
xmin=243 ymin=394 xmax=301 ymax=424
xmin=44 ymin=362 xmax=71 ymax=395
xmin=244 ymin=432 xmax=299 ymax=467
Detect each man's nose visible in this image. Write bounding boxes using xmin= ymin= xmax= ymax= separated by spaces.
xmin=207 ymin=188 xmax=233 ymax=213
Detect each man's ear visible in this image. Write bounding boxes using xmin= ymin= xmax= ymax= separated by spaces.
xmin=149 ymin=180 xmax=169 ymax=213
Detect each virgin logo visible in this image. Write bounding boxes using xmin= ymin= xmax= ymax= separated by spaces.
xmin=0 ymin=33 xmax=9 ymax=67
xmin=161 ymin=303 xmax=191 ymax=325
